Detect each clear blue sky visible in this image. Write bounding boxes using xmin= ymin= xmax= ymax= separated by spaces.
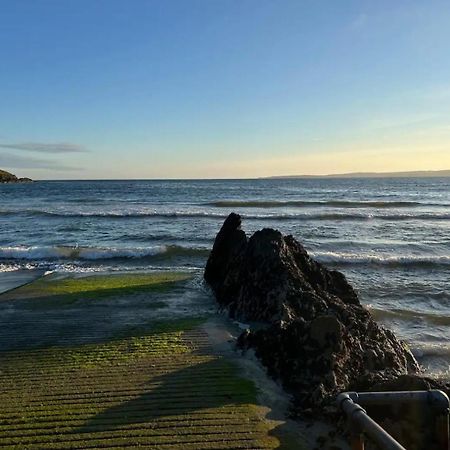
xmin=1 ymin=0 xmax=450 ymax=179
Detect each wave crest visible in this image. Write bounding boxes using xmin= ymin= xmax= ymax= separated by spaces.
xmin=312 ymin=251 xmax=450 ymax=267
xmin=1 ymin=245 xmax=448 ymax=270
xmin=206 ymin=200 xmax=429 ymax=208
xmin=0 ymin=245 xmax=209 ymax=262
xmin=3 ymin=209 xmax=450 ymax=221
xmin=369 ymin=306 xmax=450 ymax=326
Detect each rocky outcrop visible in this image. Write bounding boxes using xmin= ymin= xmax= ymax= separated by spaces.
xmin=205 ymin=213 xmax=421 ymax=410
xmin=0 ymin=169 xmax=32 ymax=183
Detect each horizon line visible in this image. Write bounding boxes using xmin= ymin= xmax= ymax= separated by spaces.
xmin=25 ymin=168 xmax=450 ymax=181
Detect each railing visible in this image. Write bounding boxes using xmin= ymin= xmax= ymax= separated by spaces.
xmin=337 ymin=390 xmax=450 ymax=450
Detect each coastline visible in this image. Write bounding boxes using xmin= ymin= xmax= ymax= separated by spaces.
xmin=0 ymin=255 xmax=447 ymax=448
xmin=0 ymin=177 xmax=448 ymax=381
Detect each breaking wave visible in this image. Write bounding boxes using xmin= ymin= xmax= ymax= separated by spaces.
xmin=206 ymin=200 xmax=432 ymax=208
xmin=2 ymin=245 xmax=448 ymax=270
xmin=0 ymin=245 xmax=210 ymax=262
xmin=412 ymin=343 xmax=450 ymax=358
xmin=368 ymin=306 xmax=450 ymax=326
xmin=311 ymin=251 xmax=450 ymax=268
xmin=3 ymin=209 xmax=450 ymax=221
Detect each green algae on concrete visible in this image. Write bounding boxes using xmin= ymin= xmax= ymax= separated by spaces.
xmin=2 ymin=271 xmax=191 ymax=305
xmin=0 ymin=318 xmax=206 ymax=373
xmin=0 ymin=319 xmax=282 ymax=449
xmin=0 ymin=272 xmax=304 ymax=449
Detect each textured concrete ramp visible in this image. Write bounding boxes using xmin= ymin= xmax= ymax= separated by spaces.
xmin=0 ymin=273 xmax=298 ymax=449
xmin=0 ymin=269 xmax=45 ymax=294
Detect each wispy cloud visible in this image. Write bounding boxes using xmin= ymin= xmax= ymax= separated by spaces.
xmin=0 ymin=142 xmax=88 ymax=153
xmin=0 ymin=153 xmax=80 ymax=171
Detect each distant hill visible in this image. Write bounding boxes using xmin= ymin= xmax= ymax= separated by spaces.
xmin=267 ymin=170 xmax=450 ymax=179
xmin=0 ymin=169 xmax=32 ymax=183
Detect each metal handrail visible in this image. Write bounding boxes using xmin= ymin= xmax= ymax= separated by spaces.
xmin=337 ymin=390 xmax=450 ymax=450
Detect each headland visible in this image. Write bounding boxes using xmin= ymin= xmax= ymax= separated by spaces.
xmin=0 ymin=169 xmax=32 ymax=183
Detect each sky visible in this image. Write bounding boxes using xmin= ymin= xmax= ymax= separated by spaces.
xmin=1 ymin=0 xmax=450 ymax=179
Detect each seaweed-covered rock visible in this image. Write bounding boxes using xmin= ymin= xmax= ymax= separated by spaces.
xmin=205 ymin=213 xmax=420 ymax=409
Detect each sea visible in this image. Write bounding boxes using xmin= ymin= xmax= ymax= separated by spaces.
xmin=0 ymin=178 xmax=449 ymax=379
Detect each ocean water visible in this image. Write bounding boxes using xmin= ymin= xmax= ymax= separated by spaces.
xmin=0 ymin=178 xmax=449 ymax=378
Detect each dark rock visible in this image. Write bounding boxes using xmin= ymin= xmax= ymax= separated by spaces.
xmin=0 ymin=169 xmax=32 ymax=183
xmin=204 ymin=212 xmax=248 ymax=309
xmin=0 ymin=169 xmax=18 ymax=183
xmin=205 ymin=213 xmax=421 ymax=410
xmin=367 ymin=374 xmax=449 ymax=396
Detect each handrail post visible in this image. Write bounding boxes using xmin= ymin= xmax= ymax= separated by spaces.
xmin=348 ymin=398 xmax=366 ymax=450
xmin=350 ymin=430 xmax=365 ymax=450
xmin=436 ymin=407 xmax=450 ymax=450
xmin=347 ymin=394 xmax=365 ymax=450
xmin=428 ymin=390 xmax=450 ymax=450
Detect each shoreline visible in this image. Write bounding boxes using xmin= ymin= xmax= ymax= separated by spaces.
xmin=1 ymin=267 xmax=448 ymax=382
xmin=0 ymin=268 xmax=447 ymax=448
